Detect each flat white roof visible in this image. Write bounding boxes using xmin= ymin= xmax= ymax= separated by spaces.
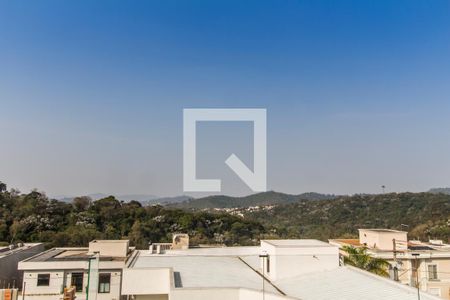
xmin=162 ymin=246 xmax=260 ymax=256
xmin=276 ymin=266 xmax=439 ymax=300
xmin=128 ymin=245 xmax=441 ymax=300
xmin=131 ymin=253 xmax=279 ymax=294
xmin=262 ymin=239 xmax=333 ymax=247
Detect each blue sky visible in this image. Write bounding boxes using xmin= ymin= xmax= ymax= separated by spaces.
xmin=1 ymin=0 xmax=450 ymax=197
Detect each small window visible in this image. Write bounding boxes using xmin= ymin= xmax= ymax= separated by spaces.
xmin=37 ymin=274 xmax=50 ymax=286
xmin=428 ymin=265 xmax=438 ymax=280
xmin=71 ymin=272 xmax=84 ymax=292
xmin=266 ymin=255 xmax=270 ymax=273
xmin=98 ymin=273 xmax=111 ymax=293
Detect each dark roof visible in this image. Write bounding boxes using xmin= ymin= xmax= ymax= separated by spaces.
xmin=26 ymin=248 xmax=127 ymax=262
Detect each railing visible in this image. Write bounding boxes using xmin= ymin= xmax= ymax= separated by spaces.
xmin=149 ymin=243 xmax=173 ymax=254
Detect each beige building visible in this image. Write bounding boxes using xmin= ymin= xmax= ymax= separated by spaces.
xmin=330 ymin=228 xmax=450 ymax=299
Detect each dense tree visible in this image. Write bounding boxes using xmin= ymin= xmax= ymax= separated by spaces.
xmin=0 ymin=181 xmax=6 ymax=192
xmin=72 ymin=196 xmax=92 ymax=212
xmin=0 ymin=182 xmax=269 ymax=248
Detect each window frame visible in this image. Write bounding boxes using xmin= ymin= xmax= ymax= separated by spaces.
xmin=71 ymin=272 xmax=84 ymax=292
xmin=427 ymin=264 xmax=438 ymax=281
xmin=98 ymin=273 xmax=111 ymax=293
xmin=37 ymin=273 xmax=50 ymax=286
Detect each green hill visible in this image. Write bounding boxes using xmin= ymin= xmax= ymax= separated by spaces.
xmin=170 ymin=191 xmax=336 ymax=209
xmin=245 ymin=192 xmax=450 ymax=241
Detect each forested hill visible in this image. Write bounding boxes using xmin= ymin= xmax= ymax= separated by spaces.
xmin=1 ymin=181 xmax=449 ymax=249
xmin=244 ymin=192 xmax=450 ymax=241
xmin=0 ymin=182 xmax=269 ymax=249
xmin=169 ymin=191 xmax=336 ymax=209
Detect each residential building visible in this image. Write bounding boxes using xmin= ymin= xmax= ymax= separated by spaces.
xmin=121 ymin=238 xmax=440 ymax=300
xmin=0 ymin=243 xmax=44 ymax=289
xmin=18 ymin=240 xmax=135 ymax=300
xmin=330 ymin=228 xmax=450 ymax=299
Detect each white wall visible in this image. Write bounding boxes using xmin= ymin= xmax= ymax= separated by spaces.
xmin=261 ymin=241 xmax=339 ymax=281
xmin=22 ymin=269 xmax=122 ymax=300
xmin=22 ymin=271 xmax=64 ymax=300
xmin=122 ymin=268 xmax=171 ymax=295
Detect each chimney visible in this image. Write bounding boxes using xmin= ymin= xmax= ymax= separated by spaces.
xmin=172 ymin=234 xmax=189 ymax=250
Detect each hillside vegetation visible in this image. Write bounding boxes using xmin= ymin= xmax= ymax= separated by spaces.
xmin=245 ymin=193 xmax=450 ymax=241
xmin=170 ymin=191 xmax=336 ymax=209
xmin=0 ymin=182 xmax=268 ymax=249
xmin=1 ymin=181 xmax=449 ymax=248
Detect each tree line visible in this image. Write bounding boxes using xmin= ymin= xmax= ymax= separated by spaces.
xmin=0 ymin=182 xmax=270 ymax=249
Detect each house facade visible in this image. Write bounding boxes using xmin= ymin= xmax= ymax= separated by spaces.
xmin=18 ymin=240 xmax=134 ymax=300
xmin=330 ymin=228 xmax=450 ymax=299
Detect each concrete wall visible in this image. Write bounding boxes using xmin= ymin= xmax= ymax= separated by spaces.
xmin=0 ymin=244 xmax=44 ymax=289
xmin=359 ymin=230 xmax=407 ymax=251
xmin=89 ymin=240 xmax=129 ymax=257
xmin=122 ymin=268 xmax=171 ymax=295
xmin=22 ymin=271 xmax=64 ymax=300
xmin=261 ymin=241 xmax=339 ymax=281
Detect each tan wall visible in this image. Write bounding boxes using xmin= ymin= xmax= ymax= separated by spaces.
xmin=424 ymin=258 xmax=450 ymax=299
xmin=359 ymin=230 xmax=407 ymax=251
xmin=88 ymin=240 xmax=129 ymax=257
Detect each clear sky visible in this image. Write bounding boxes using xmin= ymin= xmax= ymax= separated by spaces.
xmin=1 ymin=0 xmax=450 ymax=197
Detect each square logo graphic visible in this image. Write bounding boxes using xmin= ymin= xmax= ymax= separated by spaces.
xmin=183 ymin=108 xmax=267 ymax=192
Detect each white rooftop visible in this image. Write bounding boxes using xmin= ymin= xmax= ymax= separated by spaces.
xmin=131 ymin=254 xmax=279 ymax=294
xmin=126 ymin=240 xmax=441 ymax=300
xmin=263 ymin=239 xmax=333 ymax=247
xmin=276 ymin=266 xmax=438 ymax=300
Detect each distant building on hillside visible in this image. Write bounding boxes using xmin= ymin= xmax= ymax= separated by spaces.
xmin=18 ymin=240 xmax=134 ymax=300
xmin=330 ymin=228 xmax=450 ymax=299
xmin=0 ymin=243 xmax=44 ymax=289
